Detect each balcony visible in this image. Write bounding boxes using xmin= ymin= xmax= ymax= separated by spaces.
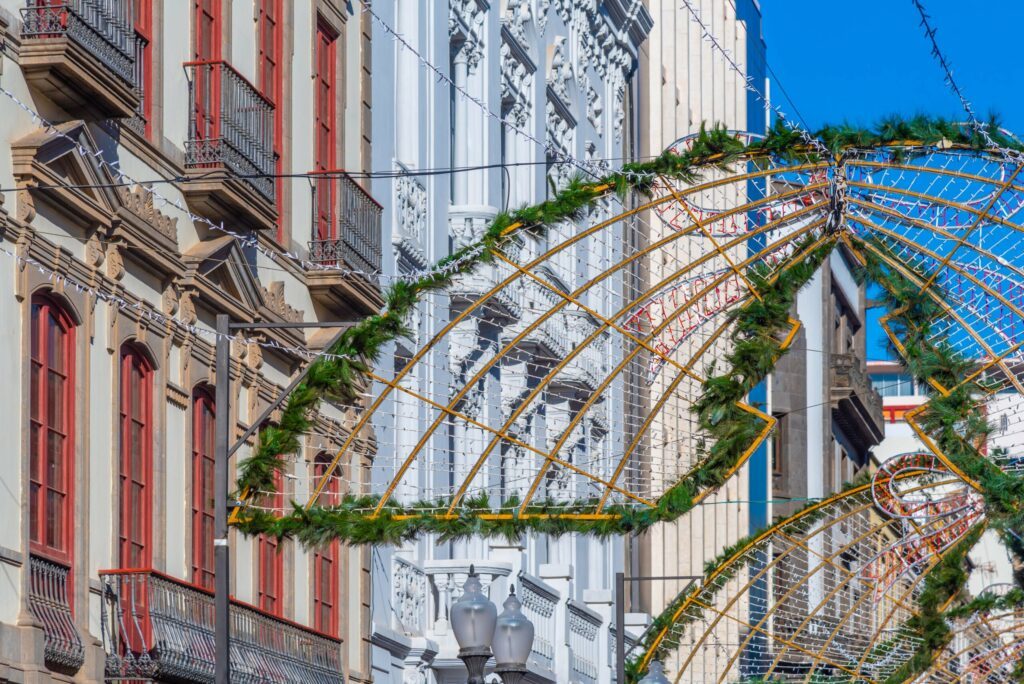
xmin=183 ymin=60 xmax=277 ymax=232
xmin=28 ymin=555 xmax=85 ymax=672
xmin=830 ymin=353 xmax=885 ymax=451
xmin=19 ymin=0 xmax=139 ymax=119
xmin=306 ymin=172 xmax=384 ymax=317
xmin=99 ymin=569 xmax=342 ymax=684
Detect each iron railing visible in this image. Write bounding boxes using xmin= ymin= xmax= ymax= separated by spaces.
xmin=21 ymin=0 xmax=136 ymax=84
xmin=122 ymin=30 xmax=148 ymax=135
xmin=99 ymin=569 xmax=342 ymax=684
xmin=184 ymin=60 xmax=276 ymax=202
xmin=308 ymin=172 xmax=382 ymax=274
xmin=28 ymin=555 xmax=85 ymax=671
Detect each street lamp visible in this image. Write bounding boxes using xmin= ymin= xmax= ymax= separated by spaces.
xmin=492 ymin=586 xmax=534 ymax=684
xmin=451 ymin=566 xmax=535 ymax=684
xmin=638 ymin=661 xmax=671 ymax=684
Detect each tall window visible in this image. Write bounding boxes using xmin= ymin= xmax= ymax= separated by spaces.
xmin=257 ymin=470 xmax=283 ymax=614
xmin=312 ymin=453 xmax=339 ymax=635
xmin=133 ymin=0 xmax=154 ymax=136
xmin=29 ymin=295 xmax=76 ymax=564
xmin=191 ymin=388 xmax=216 ymax=590
xmin=120 ymin=345 xmax=153 ymax=568
xmin=193 ymin=0 xmax=221 ymax=142
xmin=314 ymin=19 xmax=337 ymax=242
xmin=258 ymin=0 xmax=284 ymax=241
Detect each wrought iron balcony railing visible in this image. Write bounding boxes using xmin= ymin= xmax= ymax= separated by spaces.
xmin=28 ymin=554 xmax=85 ymax=671
xmin=184 ymin=60 xmax=276 ymax=202
xmin=309 ymin=172 xmax=383 ymax=275
xmin=21 ymin=0 xmax=136 ymax=85
xmin=99 ymin=569 xmax=342 ymax=684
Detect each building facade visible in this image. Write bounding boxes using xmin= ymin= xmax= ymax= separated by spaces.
xmin=634 ymin=1 xmax=767 ymax=679
xmin=0 ymin=1 xmax=382 ymax=682
xmin=367 ymin=1 xmax=651 ymax=682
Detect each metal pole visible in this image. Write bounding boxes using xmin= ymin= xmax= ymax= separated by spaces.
xmin=214 ymin=314 xmax=231 ymax=684
xmin=616 ymin=571 xmax=625 ymax=684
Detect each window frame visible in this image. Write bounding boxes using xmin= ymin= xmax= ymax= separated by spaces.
xmin=257 ymin=470 xmax=284 ymax=615
xmin=133 ymin=0 xmax=154 ymax=137
xmin=119 ymin=344 xmax=154 ymax=569
xmin=191 ymin=387 xmax=216 ymax=590
xmin=311 ymin=453 xmax=340 ymax=636
xmin=314 ymin=17 xmax=338 ymax=243
xmin=257 ymin=0 xmax=285 ymax=242
xmin=29 ymin=294 xmax=77 ymax=566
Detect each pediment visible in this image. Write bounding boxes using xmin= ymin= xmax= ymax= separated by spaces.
xmin=184 ymin=235 xmax=265 ymax=315
xmin=11 ymin=121 xmax=121 ymax=228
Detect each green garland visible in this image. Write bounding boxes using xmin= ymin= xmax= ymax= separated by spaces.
xmin=236 ymin=114 xmax=1015 ymax=509
xmin=234 ymin=235 xmax=834 ymax=544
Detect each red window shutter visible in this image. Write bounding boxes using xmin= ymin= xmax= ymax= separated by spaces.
xmin=258 ymin=0 xmax=285 ymax=241
xmin=314 ymin=20 xmax=337 ymax=242
xmin=312 ymin=454 xmax=340 ymax=635
xmin=119 ymin=346 xmax=152 ymax=569
xmin=257 ymin=471 xmax=284 ymax=615
xmin=192 ymin=389 xmax=216 ymax=590
xmin=133 ymin=0 xmax=154 ymax=136
xmin=29 ymin=296 xmax=76 ymax=567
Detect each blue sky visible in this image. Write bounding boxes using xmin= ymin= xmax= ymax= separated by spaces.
xmin=761 ymin=1 xmax=1024 ymax=135
xmin=762 ymin=1 xmax=1024 ymax=361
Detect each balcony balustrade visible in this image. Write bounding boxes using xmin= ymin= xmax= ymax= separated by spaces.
xmin=28 ymin=555 xmax=85 ymax=671
xmin=99 ymin=569 xmax=342 ymax=684
xmin=182 ymin=60 xmax=277 ymax=232
xmin=568 ymin=600 xmax=602 ymax=683
xmin=518 ymin=573 xmax=559 ymax=672
xmin=391 ymin=556 xmax=429 ymax=637
xmin=830 ymin=352 xmax=886 ymax=449
xmin=306 ymin=172 xmax=384 ymax=316
xmin=19 ymin=0 xmax=139 ymax=118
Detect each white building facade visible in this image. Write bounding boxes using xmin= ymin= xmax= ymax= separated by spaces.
xmin=367 ymin=1 xmax=652 ymax=682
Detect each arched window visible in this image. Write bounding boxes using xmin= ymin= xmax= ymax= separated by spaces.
xmin=29 ymin=295 xmax=76 ymax=563
xmin=119 ymin=344 xmax=153 ymax=568
xmin=312 ymin=453 xmax=340 ymax=635
xmin=192 ymin=387 xmax=216 ymax=590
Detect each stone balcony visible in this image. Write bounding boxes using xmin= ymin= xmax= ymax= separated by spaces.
xmin=182 ymin=59 xmax=278 ymax=233
xmin=19 ymin=0 xmax=139 ymax=119
xmin=98 ymin=569 xmax=342 ymax=684
xmin=830 ymin=352 xmax=885 ymax=452
xmin=306 ymin=171 xmax=385 ymax=318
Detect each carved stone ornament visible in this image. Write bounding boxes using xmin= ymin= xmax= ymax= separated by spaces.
xmin=260 ymin=281 xmax=304 ymax=323
xmin=537 ymin=0 xmax=550 ymax=34
xmin=17 ymin=183 xmax=36 ymax=224
xmin=500 ymin=40 xmax=532 ymax=129
xmin=85 ymin=234 xmax=105 ymax=268
xmin=105 ymin=245 xmax=125 ymax=281
xmin=119 ymin=185 xmax=179 ymax=245
xmin=162 ymin=283 xmax=179 ymax=316
xmin=232 ymin=332 xmax=247 ymax=360
xmin=179 ymin=292 xmax=197 ymax=325
xmin=449 ymin=0 xmax=486 ymax=72
xmin=246 ymin=341 xmax=264 ymax=370
xmin=503 ymin=0 xmax=532 ymax=46
xmin=547 ymin=37 xmax=573 ymax=107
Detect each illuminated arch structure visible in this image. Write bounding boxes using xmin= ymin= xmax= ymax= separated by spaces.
xmin=235 ymin=125 xmax=1024 ymax=682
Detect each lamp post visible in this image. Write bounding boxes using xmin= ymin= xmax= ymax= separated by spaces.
xmin=451 ymin=566 xmax=535 ymax=684
xmin=637 ymin=661 xmax=670 ymax=684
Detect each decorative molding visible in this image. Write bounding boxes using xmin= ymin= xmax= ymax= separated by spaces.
xmin=166 ymin=381 xmax=189 ymax=409
xmin=118 ymin=185 xmax=178 ymax=245
xmin=393 ymin=164 xmax=428 ymax=268
xmin=260 ymin=281 xmax=304 ymax=323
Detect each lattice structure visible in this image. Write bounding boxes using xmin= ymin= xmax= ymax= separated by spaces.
xmin=234 ymin=129 xmax=1024 ymax=681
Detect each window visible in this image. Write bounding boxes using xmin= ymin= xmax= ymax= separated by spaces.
xmin=193 ymin=0 xmax=221 ymax=142
xmin=771 ymin=413 xmax=785 ymax=476
xmin=133 ymin=0 xmax=154 ymax=136
xmin=258 ymin=0 xmax=284 ymax=241
xmin=257 ymin=470 xmax=283 ymax=615
xmin=314 ymin=19 xmax=337 ymax=242
xmin=191 ymin=388 xmax=216 ymax=590
xmin=120 ymin=345 xmax=152 ymax=568
xmin=29 ymin=295 xmax=76 ymax=563
xmin=312 ymin=453 xmax=340 ymax=635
